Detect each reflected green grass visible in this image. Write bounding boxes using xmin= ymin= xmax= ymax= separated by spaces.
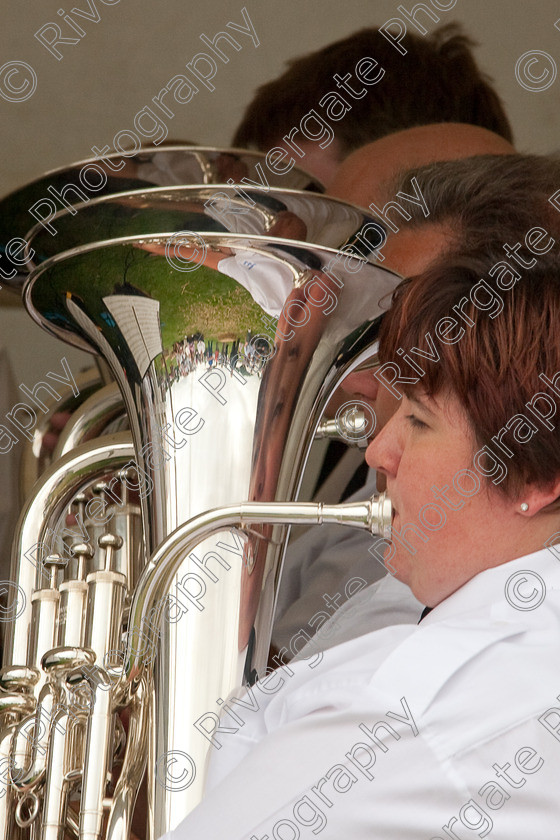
xmin=29 ymin=243 xmax=265 ymax=349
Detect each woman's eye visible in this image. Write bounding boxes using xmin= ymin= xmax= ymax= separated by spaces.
xmin=405 ymin=414 xmax=428 ymax=429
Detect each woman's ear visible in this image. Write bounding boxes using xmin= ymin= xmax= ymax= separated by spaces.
xmin=517 ymin=477 xmax=560 ymax=516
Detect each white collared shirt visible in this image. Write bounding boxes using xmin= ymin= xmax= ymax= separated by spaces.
xmin=163 ymin=547 xmax=560 ymax=840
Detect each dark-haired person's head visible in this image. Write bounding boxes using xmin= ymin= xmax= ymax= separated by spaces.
xmin=368 ymin=248 xmax=560 ymax=608
xmin=233 ymin=25 xmax=513 ymax=185
xmin=328 ymin=123 xmax=516 ymax=277
xmin=386 ymin=152 xmax=560 ymax=260
xmin=338 ymin=152 xmax=560 ymax=415
xmin=336 ymin=150 xmax=560 ymax=291
xmin=375 ymin=152 xmax=560 ymax=285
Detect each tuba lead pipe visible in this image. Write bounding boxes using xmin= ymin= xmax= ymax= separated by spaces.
xmin=123 ymin=493 xmax=391 ymax=685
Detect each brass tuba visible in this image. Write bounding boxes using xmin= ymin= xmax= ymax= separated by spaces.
xmin=0 ymin=147 xmax=396 ymax=839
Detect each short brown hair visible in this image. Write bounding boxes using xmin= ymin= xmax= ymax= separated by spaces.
xmin=379 ymin=252 xmax=560 ymax=499
xmin=233 ymin=25 xmax=513 ymax=155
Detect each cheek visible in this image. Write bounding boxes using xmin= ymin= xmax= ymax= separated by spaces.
xmin=396 ymin=446 xmax=466 ymax=513
xmin=397 ymin=441 xmax=438 ymax=476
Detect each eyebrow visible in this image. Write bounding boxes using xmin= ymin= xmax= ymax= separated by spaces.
xmin=406 ymin=393 xmax=437 ymax=417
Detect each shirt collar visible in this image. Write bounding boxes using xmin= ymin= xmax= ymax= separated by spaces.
xmin=370 ymin=546 xmax=560 ymax=716
xmin=421 ymin=544 xmax=560 ymax=625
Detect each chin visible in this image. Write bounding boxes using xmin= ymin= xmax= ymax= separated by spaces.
xmin=383 ymin=548 xmax=411 ymax=586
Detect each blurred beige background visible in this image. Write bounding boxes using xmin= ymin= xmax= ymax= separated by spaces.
xmin=1 ymin=0 xmax=559 ymax=384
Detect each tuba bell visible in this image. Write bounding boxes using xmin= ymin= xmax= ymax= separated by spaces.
xmin=0 ymin=147 xmax=396 ymax=840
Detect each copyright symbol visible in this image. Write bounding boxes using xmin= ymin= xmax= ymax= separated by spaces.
xmin=515 ymin=50 xmax=557 ymax=92
xmin=165 ymin=231 xmax=207 ymax=273
xmin=505 ymin=570 xmax=546 ymax=611
xmin=335 ymin=400 xmax=377 ymax=445
xmin=155 ymin=750 xmax=196 ymax=791
xmin=0 ymin=581 xmax=26 ymax=622
xmin=0 ymin=61 xmax=37 ymax=102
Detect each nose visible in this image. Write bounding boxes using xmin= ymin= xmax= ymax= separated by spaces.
xmin=365 ymin=411 xmax=402 ymax=478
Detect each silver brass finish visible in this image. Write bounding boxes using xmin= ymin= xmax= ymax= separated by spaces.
xmin=0 ymin=146 xmax=323 ymax=293
xmin=0 ymin=157 xmax=399 ymax=840
xmin=24 ymin=185 xmax=383 ymax=272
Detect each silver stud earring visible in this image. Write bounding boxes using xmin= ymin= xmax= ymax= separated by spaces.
xmin=520 ymin=503 xmax=529 ymax=512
